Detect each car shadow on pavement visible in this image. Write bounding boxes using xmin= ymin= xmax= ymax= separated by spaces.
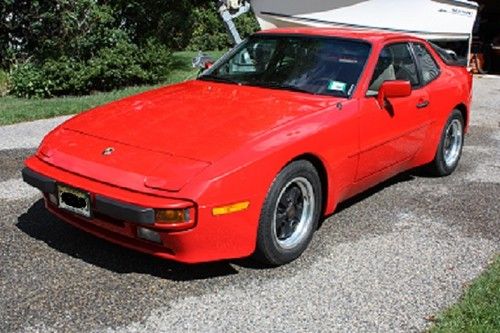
xmin=326 ymin=171 xmax=417 ymax=220
xmin=16 ymin=199 xmax=239 ymax=281
xmin=16 ymin=170 xmax=422 ymax=277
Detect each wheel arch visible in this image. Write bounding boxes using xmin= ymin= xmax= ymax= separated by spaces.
xmin=289 ymin=153 xmax=329 ymax=217
xmin=454 ymin=103 xmax=468 ymax=128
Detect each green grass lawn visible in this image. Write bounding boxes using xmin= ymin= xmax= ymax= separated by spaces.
xmin=0 ymin=51 xmax=224 ymax=126
xmin=430 ymin=255 xmax=500 ymax=333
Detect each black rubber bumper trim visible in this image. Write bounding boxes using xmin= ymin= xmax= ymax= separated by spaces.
xmin=22 ymin=167 xmax=56 ymax=194
xmin=95 ymin=195 xmax=155 ymax=225
xmin=22 ymin=167 xmax=155 ymax=225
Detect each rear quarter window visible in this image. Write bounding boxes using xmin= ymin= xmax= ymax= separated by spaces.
xmin=412 ymin=43 xmax=440 ymax=85
xmin=429 ymin=42 xmax=467 ymax=67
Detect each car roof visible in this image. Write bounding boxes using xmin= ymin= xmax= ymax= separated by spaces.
xmin=256 ymin=27 xmax=424 ymax=44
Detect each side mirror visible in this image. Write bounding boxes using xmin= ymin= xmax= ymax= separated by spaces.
xmin=192 ymin=52 xmax=215 ymax=70
xmin=377 ymin=80 xmax=411 ymax=108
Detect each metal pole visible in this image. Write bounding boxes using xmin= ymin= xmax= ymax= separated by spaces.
xmin=218 ymin=1 xmax=252 ymax=46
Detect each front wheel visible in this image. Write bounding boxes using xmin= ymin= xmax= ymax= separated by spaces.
xmin=254 ymin=160 xmax=322 ymax=266
xmin=426 ymin=109 xmax=465 ymax=176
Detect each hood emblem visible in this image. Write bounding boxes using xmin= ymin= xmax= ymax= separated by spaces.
xmin=102 ymin=147 xmax=115 ymax=156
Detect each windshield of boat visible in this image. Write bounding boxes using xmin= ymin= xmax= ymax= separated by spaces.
xmin=198 ymin=34 xmax=371 ymax=98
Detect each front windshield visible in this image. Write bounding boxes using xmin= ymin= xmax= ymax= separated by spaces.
xmin=199 ymin=34 xmax=371 ymax=98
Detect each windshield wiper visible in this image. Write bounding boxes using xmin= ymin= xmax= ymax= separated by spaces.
xmin=198 ymin=74 xmax=240 ymax=85
xmin=248 ymin=82 xmax=317 ymax=95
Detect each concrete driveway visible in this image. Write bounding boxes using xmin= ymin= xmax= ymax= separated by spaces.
xmin=0 ymin=77 xmax=499 ymax=332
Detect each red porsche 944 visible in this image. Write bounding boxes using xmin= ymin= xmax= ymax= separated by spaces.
xmin=23 ymin=28 xmax=472 ymax=265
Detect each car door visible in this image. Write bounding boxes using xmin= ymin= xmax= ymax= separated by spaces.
xmin=356 ymin=42 xmax=432 ymax=181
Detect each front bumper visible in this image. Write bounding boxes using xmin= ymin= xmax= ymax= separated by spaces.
xmin=21 ymin=159 xmax=259 ymax=263
xmin=22 ymin=167 xmax=156 ymax=224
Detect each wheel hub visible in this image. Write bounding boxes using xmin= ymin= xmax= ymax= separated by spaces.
xmin=443 ymin=119 xmax=463 ymax=167
xmin=273 ymin=177 xmax=315 ymax=250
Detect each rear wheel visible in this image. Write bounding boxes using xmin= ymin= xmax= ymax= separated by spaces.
xmin=427 ymin=109 xmax=465 ymax=176
xmin=254 ymin=160 xmax=322 ymax=266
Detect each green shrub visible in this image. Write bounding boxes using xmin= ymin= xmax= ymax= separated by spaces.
xmin=86 ymin=40 xmax=145 ymax=92
xmin=40 ymin=57 xmax=88 ymax=96
xmin=6 ymin=1 xmax=173 ymax=98
xmin=0 ymin=70 xmax=10 ymax=96
xmin=10 ymin=40 xmax=172 ymax=98
xmin=139 ymin=39 xmax=175 ymax=82
xmin=10 ymin=63 xmax=52 ymax=98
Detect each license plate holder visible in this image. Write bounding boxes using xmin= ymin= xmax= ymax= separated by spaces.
xmin=57 ymin=184 xmax=91 ymax=218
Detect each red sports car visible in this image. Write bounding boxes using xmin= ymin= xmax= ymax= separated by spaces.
xmin=23 ymin=28 xmax=472 ymax=265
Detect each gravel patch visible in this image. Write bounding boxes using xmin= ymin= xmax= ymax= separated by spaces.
xmin=471 ymin=75 xmax=500 ymax=128
xmin=0 ymin=148 xmax=35 ymax=181
xmin=0 ymin=178 xmax=41 ymax=201
xmin=463 ymin=128 xmax=500 ymax=184
xmin=107 ymin=217 xmax=497 ymax=333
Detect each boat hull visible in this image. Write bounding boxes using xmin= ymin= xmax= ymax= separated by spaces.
xmin=251 ymin=0 xmax=478 ymax=41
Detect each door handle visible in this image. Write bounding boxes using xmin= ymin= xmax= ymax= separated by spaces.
xmin=416 ymin=100 xmax=430 ymax=109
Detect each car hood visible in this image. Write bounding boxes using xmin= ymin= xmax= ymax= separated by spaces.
xmin=62 ymin=80 xmax=337 ymax=163
xmin=37 ymin=128 xmax=211 ymax=192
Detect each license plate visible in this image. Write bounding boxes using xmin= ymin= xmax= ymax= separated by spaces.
xmin=57 ymin=184 xmax=91 ymax=218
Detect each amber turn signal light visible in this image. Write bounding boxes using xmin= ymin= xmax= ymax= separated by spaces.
xmin=155 ymin=208 xmax=191 ymax=224
xmin=212 ymin=201 xmax=250 ymax=216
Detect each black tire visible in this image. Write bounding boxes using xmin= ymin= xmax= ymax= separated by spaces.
xmin=426 ymin=109 xmax=465 ymax=176
xmin=254 ymin=160 xmax=322 ymax=266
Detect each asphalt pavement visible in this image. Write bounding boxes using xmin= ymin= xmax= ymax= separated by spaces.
xmin=0 ymin=76 xmax=499 ymax=333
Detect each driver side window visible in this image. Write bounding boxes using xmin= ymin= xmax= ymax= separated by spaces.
xmin=367 ymin=43 xmax=419 ymax=95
